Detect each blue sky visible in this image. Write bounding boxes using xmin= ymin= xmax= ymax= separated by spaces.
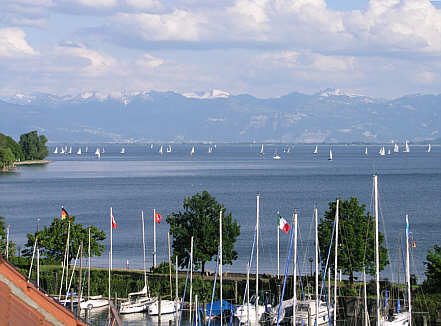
xmin=1 ymin=0 xmax=441 ymax=98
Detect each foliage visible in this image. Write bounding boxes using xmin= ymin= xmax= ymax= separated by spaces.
xmin=151 ymin=261 xmax=175 ymax=274
xmin=424 ymin=244 xmax=441 ymax=292
xmin=167 ymin=191 xmax=240 ymax=274
xmin=0 ymin=147 xmax=15 ymax=169
xmin=0 ymin=216 xmax=17 ymax=259
xmin=318 ymin=197 xmax=389 ymax=283
xmin=0 ymin=133 xmax=24 ymax=161
xmin=19 ymin=130 xmax=49 ymax=160
xmin=23 ymin=216 xmax=106 ymax=263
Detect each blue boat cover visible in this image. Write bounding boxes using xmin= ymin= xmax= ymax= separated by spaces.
xmin=203 ymin=300 xmax=236 ymax=317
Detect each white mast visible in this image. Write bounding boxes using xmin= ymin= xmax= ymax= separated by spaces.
xmin=277 ymin=210 xmax=280 ymax=279
xmin=110 ymin=207 xmax=113 ymax=270
xmin=293 ymin=212 xmax=298 ymax=326
xmin=364 ymin=268 xmax=369 ymax=326
xmin=189 ymin=236 xmax=194 ymax=325
xmin=142 ymin=211 xmax=147 ymax=290
xmin=256 ymin=192 xmax=260 ymax=324
xmin=374 ymin=175 xmax=380 ymax=326
xmin=405 ymin=215 xmax=412 ymax=326
xmin=315 ymin=207 xmax=319 ymax=326
xmin=334 ymin=200 xmax=339 ymax=326
xmin=153 ymin=209 xmax=157 ymax=268
xmin=5 ymin=225 xmax=9 ymax=260
xmin=220 ymin=209 xmax=223 ymax=326
xmin=88 ymin=227 xmax=91 ymax=300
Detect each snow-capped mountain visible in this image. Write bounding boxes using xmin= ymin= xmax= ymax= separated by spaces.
xmin=0 ymin=89 xmax=439 ymax=143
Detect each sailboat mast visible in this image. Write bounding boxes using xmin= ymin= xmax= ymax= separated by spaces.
xmin=315 ymin=207 xmax=319 ymax=326
xmin=110 ymin=207 xmax=113 ymax=270
xmin=277 ymin=210 xmax=280 ymax=279
xmin=88 ymin=227 xmax=91 ymax=300
xmin=220 ymin=210 xmax=223 ymax=326
xmin=256 ymin=192 xmax=260 ymax=324
xmin=406 ymin=215 xmax=412 ymax=326
xmin=168 ymin=232 xmax=173 ymax=299
xmin=334 ymin=199 xmax=339 ymax=326
xmin=142 ymin=211 xmax=147 ymax=290
xmin=374 ymin=175 xmax=380 ymax=326
xmin=189 ymin=236 xmax=194 ymax=325
xmin=153 ymin=209 xmax=157 ymax=268
xmin=293 ymin=212 xmax=298 ymax=326
xmin=364 ymin=268 xmax=368 ymax=326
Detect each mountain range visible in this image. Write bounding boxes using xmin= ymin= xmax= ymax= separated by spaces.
xmin=1 ymin=88 xmax=440 ymax=143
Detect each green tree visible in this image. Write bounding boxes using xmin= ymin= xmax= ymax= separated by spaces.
xmin=424 ymin=245 xmax=441 ymax=292
xmin=0 ymin=216 xmax=17 ymax=259
xmin=23 ymin=216 xmax=106 ymax=263
xmin=167 ymin=191 xmax=240 ymax=274
xmin=0 ymin=133 xmax=23 ymax=161
xmin=318 ymin=197 xmax=389 ymax=283
xmin=0 ymin=147 xmax=15 ymax=170
xmin=19 ymin=130 xmax=49 ymax=160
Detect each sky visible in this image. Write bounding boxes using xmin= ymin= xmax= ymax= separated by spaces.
xmin=1 ymin=0 xmax=441 ymax=98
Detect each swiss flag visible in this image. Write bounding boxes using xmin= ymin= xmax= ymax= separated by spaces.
xmin=111 ymin=213 xmax=117 ymax=229
xmin=155 ymin=211 xmax=162 ymax=224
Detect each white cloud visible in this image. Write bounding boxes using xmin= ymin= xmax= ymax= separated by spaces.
xmin=125 ymin=0 xmax=163 ymax=11
xmin=135 ymin=53 xmax=164 ymax=68
xmin=73 ymin=0 xmax=117 ymax=8
xmin=55 ymin=43 xmax=116 ymax=75
xmin=0 ymin=27 xmax=38 ymax=57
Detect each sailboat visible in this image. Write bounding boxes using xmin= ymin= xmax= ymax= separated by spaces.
xmin=190 ymin=146 xmax=195 ymax=155
xmin=119 ymin=211 xmax=156 ymax=314
xmin=80 ymin=228 xmax=108 ymax=310
xmin=379 ymin=147 xmax=385 ymax=156
xmin=313 ymin=145 xmax=318 ymax=155
xmin=403 ymin=140 xmax=410 ymax=153
xmin=166 ymin=145 xmax=172 ymax=153
xmin=159 ymin=145 xmax=163 ymax=155
xmin=365 ymin=147 xmax=368 ymax=155
xmin=60 ymin=147 xmax=65 ymax=154
xmin=101 ymin=148 xmax=105 ymax=154
xmin=95 ymin=148 xmax=100 ymax=159
xmin=76 ymin=147 xmax=82 ymax=155
xmin=85 ymin=146 xmax=88 ymax=153
xmin=273 ymin=150 xmax=281 ymax=160
xmin=373 ymin=176 xmax=411 ymax=326
xmin=208 ymin=145 xmax=212 ymax=153
xmin=68 ymin=147 xmax=72 ymax=154
xmin=120 ymin=148 xmax=125 ymax=154
xmin=328 ymin=148 xmax=333 ymax=161
xmin=53 ymin=147 xmax=58 ymax=154
xmin=394 ymin=143 xmax=399 ymax=153
xmin=387 ymin=149 xmax=391 ymax=155
xmin=259 ymin=144 xmax=264 ymax=156
xmin=427 ymin=144 xmax=431 ymax=153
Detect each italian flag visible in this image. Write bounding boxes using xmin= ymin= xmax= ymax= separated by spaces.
xmin=278 ymin=214 xmax=290 ymax=234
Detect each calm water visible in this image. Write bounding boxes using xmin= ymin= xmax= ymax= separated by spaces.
xmin=1 ymin=143 xmax=440 ymax=285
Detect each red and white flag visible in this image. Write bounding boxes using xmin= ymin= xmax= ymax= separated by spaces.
xmin=111 ymin=212 xmax=117 ymax=229
xmin=155 ymin=211 xmax=162 ymax=224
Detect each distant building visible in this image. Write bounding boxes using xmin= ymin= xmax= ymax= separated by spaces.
xmin=0 ymin=256 xmax=88 ymax=326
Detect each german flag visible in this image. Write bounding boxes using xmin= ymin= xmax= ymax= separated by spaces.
xmin=61 ymin=207 xmax=69 ymax=219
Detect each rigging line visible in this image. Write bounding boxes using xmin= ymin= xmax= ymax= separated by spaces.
xmin=378 ymin=193 xmax=395 ymax=284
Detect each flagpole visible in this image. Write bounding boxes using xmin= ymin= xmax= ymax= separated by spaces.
xmin=220 ymin=209 xmax=223 ymax=326
xmin=293 ymin=211 xmax=297 ymax=326
xmin=334 ymin=200 xmax=339 ymax=326
xmin=110 ymin=207 xmax=113 ymax=271
xmin=6 ymin=225 xmax=9 ymax=260
xmin=277 ymin=211 xmax=280 ymax=279
xmin=256 ymin=192 xmax=260 ymax=324
xmin=153 ymin=209 xmax=157 ymax=268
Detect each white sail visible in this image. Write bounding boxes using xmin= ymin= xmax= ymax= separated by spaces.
xmin=313 ymin=145 xmax=318 ymax=154
xmin=328 ymin=149 xmax=333 ymax=161
xmin=427 ymin=144 xmax=431 ymax=153
xmin=102 ymin=148 xmax=105 ymax=153
xmin=260 ymin=144 xmax=264 ymax=155
xmin=76 ymin=147 xmax=81 ymax=155
xmin=166 ymin=145 xmax=172 ymax=153
xmin=53 ymin=147 xmax=58 ymax=154
xmin=404 ymin=140 xmax=410 ymax=153
xmin=394 ymin=143 xmax=399 ymax=153
xmin=379 ymin=147 xmax=385 ymax=156
xmin=388 ymin=149 xmax=391 ymax=155
xmin=60 ymin=147 xmax=65 ymax=154
xmin=120 ymin=148 xmax=125 ymax=154
xmin=364 ymin=147 xmax=368 ymax=155
xmin=208 ymin=146 xmax=212 ymax=153
xmin=95 ymin=148 xmax=100 ymax=159
xmin=159 ymin=145 xmax=163 ymax=155
xmin=85 ymin=146 xmax=88 ymax=153
xmin=190 ymin=146 xmax=195 ymax=155
xmin=68 ymin=147 xmax=72 ymax=154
